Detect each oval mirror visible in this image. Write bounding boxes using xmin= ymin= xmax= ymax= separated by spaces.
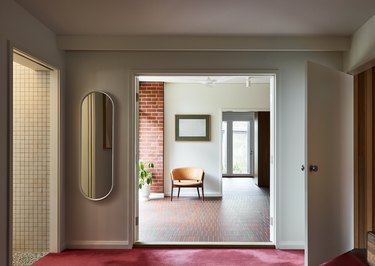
xmin=80 ymin=91 xmax=114 ymax=200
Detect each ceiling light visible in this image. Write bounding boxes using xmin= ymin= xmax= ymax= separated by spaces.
xmin=246 ymin=77 xmax=252 ymax=87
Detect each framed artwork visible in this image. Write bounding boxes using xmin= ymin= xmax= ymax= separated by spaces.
xmin=175 ymin=114 xmax=210 ymax=141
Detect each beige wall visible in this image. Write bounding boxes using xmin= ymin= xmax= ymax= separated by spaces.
xmin=65 ymin=51 xmax=342 ymax=249
xmin=0 ymin=0 xmax=65 ymax=264
xmin=344 ymin=15 xmax=375 ymax=73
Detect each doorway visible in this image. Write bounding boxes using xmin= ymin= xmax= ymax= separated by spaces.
xmin=9 ymin=49 xmax=60 ymax=265
xmin=221 ymin=110 xmax=270 ymax=242
xmin=132 ymin=73 xmax=276 ymax=245
xmin=222 ymin=112 xmax=255 ymax=177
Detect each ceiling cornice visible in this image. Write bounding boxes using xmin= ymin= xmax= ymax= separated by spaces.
xmin=57 ymin=35 xmax=350 ymax=52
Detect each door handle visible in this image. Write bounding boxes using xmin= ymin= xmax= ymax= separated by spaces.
xmin=301 ymin=165 xmax=305 ymax=171
xmin=309 ymin=165 xmax=319 ymax=172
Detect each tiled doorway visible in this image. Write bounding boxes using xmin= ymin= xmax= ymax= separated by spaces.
xmin=11 ymin=50 xmax=60 ymax=265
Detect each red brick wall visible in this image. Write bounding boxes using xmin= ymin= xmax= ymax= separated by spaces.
xmin=139 ymin=82 xmax=164 ymax=193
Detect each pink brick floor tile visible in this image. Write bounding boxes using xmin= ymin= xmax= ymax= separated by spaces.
xmin=139 ymin=178 xmax=270 ymax=242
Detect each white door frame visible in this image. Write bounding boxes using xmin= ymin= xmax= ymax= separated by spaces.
xmin=129 ymin=70 xmax=277 ymax=246
xmin=7 ymin=44 xmax=62 ymax=257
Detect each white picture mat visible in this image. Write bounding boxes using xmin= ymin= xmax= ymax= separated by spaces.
xmin=179 ymin=119 xmax=206 ymax=137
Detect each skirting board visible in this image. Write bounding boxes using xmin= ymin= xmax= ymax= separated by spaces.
xmin=165 ymin=192 xmax=222 ymax=197
xmin=149 ymin=193 xmax=164 ymax=199
xmin=66 ymin=241 xmax=130 ymax=249
xmin=277 ymin=241 xmax=305 ymax=250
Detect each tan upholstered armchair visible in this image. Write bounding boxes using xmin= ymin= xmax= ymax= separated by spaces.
xmin=170 ymin=167 xmax=205 ymax=201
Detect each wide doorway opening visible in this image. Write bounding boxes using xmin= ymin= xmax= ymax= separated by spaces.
xmin=10 ymin=50 xmax=60 ymax=265
xmin=133 ymin=73 xmax=275 ymax=245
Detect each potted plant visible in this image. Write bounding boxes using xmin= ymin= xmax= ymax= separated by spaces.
xmin=138 ymin=160 xmax=154 ymax=199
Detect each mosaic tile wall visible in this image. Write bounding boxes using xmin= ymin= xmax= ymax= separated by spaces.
xmin=12 ymin=62 xmax=50 ymax=252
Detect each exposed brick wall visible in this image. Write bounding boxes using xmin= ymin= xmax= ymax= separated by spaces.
xmin=139 ymin=82 xmax=164 ymax=193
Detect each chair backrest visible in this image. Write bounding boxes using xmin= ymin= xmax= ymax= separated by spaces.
xmin=170 ymin=167 xmax=205 ymax=181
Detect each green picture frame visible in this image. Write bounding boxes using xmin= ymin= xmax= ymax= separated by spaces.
xmin=175 ymin=114 xmax=210 ymax=141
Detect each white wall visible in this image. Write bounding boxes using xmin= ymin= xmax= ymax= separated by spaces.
xmin=164 ymin=83 xmax=270 ymax=196
xmin=65 ymin=51 xmax=342 ymax=249
xmin=344 ymin=15 xmax=375 ymax=73
xmin=0 ymin=0 xmax=65 ymax=264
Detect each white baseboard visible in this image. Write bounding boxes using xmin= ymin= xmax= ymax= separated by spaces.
xmin=59 ymin=241 xmax=67 ymax=252
xmin=165 ymin=192 xmax=222 ymax=197
xmin=149 ymin=193 xmax=164 ymax=199
xmin=277 ymin=241 xmax=305 ymax=250
xmin=66 ymin=240 xmax=130 ymax=249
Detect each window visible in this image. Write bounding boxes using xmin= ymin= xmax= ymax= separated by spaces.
xmin=222 ymin=112 xmax=254 ymax=176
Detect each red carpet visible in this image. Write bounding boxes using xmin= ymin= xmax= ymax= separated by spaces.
xmin=321 ymin=251 xmax=366 ymax=266
xmin=34 ymin=248 xmax=304 ymax=266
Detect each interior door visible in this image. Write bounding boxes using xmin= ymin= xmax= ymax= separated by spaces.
xmin=306 ymin=61 xmax=354 ymax=265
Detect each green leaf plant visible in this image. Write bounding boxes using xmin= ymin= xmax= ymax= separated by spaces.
xmin=138 ymin=160 xmax=154 ymax=189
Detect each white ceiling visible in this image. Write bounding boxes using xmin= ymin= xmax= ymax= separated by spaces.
xmin=15 ymin=0 xmax=375 ymax=36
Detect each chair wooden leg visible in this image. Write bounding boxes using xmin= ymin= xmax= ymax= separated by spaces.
xmin=197 ymin=187 xmax=200 ymax=199
xmin=171 ymin=185 xmax=173 ymax=201
xmin=178 ymin=188 xmax=181 ymax=198
xmin=202 ymin=186 xmax=204 ymax=201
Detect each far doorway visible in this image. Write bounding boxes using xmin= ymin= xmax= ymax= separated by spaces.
xmin=221 ymin=110 xmax=271 ymax=242
xmin=222 ymin=111 xmax=255 ymax=177
xmin=222 ymin=111 xmax=270 ymax=185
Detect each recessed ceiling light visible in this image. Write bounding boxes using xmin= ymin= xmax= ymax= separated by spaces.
xmin=246 ymin=77 xmax=252 ymax=87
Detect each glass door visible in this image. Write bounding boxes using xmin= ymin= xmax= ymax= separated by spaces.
xmin=222 ymin=121 xmax=228 ymax=175
xmin=232 ymin=121 xmax=251 ymax=174
xmin=222 ymin=112 xmax=254 ymax=177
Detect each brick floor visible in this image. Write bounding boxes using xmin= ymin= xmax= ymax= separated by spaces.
xmin=139 ymin=177 xmax=270 ymax=242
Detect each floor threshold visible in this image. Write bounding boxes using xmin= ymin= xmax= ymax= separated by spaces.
xmin=134 ymin=242 xmax=275 ymax=249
